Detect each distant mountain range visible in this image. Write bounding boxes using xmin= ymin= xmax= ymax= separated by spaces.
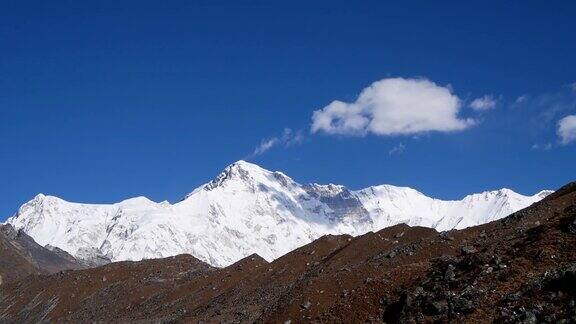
xmin=5 ymin=160 xmax=551 ymax=267
xmin=2 ymin=181 xmax=574 ymax=323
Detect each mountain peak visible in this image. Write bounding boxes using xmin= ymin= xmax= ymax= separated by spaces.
xmin=227 ymin=160 xmax=270 ymax=174
xmin=201 ymin=160 xmax=276 ymax=192
xmin=180 ymin=161 xmax=272 ymax=199
xmin=230 ymin=159 xmax=258 ymax=168
xmin=7 ymin=160 xmax=553 ymax=268
xmin=28 ymin=193 xmax=65 ymax=205
xmin=15 ymin=193 xmax=57 ymax=215
xmin=204 ymin=161 xmax=252 ymax=190
xmin=534 ymin=190 xmax=554 ymax=199
xmin=118 ymin=196 xmax=156 ymax=206
xmin=495 ymin=188 xmax=516 ymax=197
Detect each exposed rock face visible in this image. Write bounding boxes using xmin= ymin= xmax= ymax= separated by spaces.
xmin=0 ymin=224 xmax=83 ymax=284
xmin=6 ymin=161 xmax=550 ymax=267
xmin=0 ymin=182 xmax=574 ymax=323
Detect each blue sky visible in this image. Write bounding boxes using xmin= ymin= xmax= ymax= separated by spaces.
xmin=1 ymin=0 xmax=575 ymax=220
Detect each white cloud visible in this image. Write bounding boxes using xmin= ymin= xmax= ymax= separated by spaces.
xmin=515 ymin=95 xmax=528 ymax=104
xmin=388 ymin=143 xmax=406 ymax=155
xmin=531 ymin=143 xmax=553 ymax=151
xmin=470 ymin=95 xmax=497 ymax=111
xmin=253 ymin=128 xmax=304 ymax=155
xmin=254 ymin=138 xmax=279 ymax=155
xmin=567 ymin=82 xmax=576 ymax=92
xmin=284 ymin=128 xmax=305 ymax=147
xmin=557 ymin=115 xmax=576 ymax=145
xmin=311 ymin=77 xmax=475 ymax=136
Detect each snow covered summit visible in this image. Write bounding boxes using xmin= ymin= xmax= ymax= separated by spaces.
xmin=6 ymin=160 xmax=551 ymax=267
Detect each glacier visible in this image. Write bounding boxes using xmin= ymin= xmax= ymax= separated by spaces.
xmin=6 ymin=160 xmax=551 ymax=267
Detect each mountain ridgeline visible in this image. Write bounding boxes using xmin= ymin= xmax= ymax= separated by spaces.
xmin=6 ymin=160 xmax=551 ymax=267
xmin=1 ymin=182 xmax=574 ymax=323
xmin=0 ymin=224 xmax=83 ymax=285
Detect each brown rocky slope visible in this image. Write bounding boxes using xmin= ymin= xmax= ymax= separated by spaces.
xmin=0 ymin=182 xmax=575 ymax=323
xmin=0 ymin=224 xmax=83 ymax=285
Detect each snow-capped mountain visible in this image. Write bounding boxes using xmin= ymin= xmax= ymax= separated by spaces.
xmin=6 ymin=160 xmax=551 ymax=267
